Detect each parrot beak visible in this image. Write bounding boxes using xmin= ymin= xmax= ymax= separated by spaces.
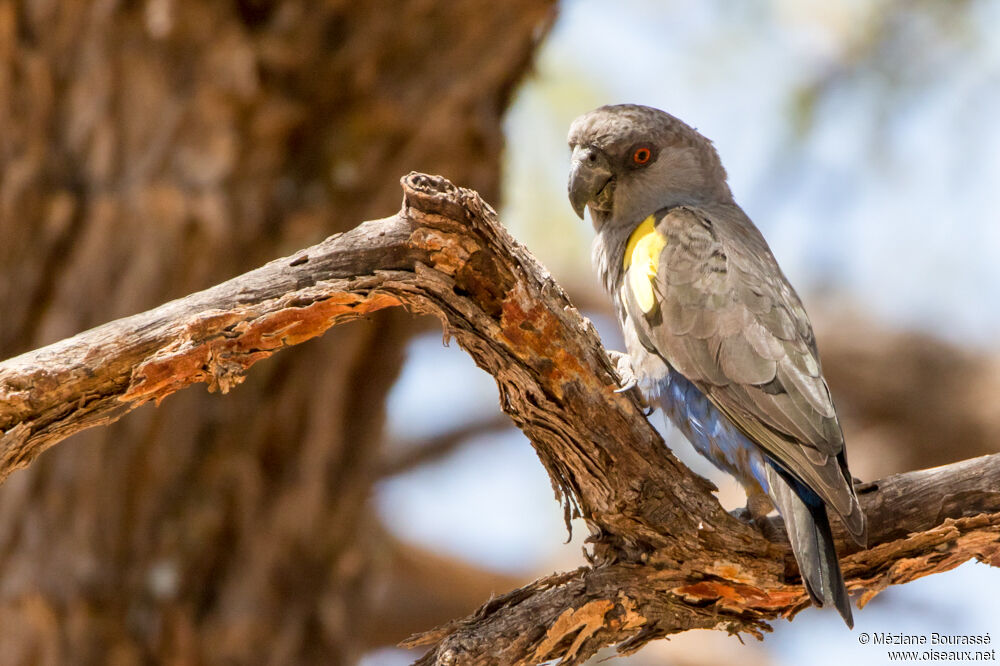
xmin=568 ymin=145 xmax=612 ymax=219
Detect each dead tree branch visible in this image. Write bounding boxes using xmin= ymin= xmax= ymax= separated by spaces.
xmin=2 ymin=173 xmax=999 ymax=664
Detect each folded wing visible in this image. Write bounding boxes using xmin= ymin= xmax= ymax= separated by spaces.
xmin=623 ymin=205 xmax=865 ymax=543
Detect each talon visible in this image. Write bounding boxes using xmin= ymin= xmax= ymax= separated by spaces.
xmin=614 ymin=378 xmax=637 ymax=393
xmin=607 ymin=349 xmax=652 ymax=414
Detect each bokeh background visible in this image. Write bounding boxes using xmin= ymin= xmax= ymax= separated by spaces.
xmin=1 ymin=1 xmax=998 ymax=665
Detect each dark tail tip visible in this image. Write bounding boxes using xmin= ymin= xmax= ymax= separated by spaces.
xmin=766 ymin=464 xmax=855 ymax=628
xmin=800 ymin=521 xmax=854 ymax=628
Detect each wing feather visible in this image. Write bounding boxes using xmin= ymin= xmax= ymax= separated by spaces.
xmin=624 ymin=205 xmax=864 ymax=541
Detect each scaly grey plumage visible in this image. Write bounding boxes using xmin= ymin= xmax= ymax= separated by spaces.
xmin=567 ymin=104 xmax=866 ymax=627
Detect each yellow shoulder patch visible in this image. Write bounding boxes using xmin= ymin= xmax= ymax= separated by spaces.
xmin=623 ymin=215 xmax=666 ymax=314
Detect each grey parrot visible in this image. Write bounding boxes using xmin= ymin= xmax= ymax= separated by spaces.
xmin=567 ymin=104 xmax=866 ymax=626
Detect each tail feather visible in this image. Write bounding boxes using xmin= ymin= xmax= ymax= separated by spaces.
xmin=766 ymin=462 xmax=854 ymax=628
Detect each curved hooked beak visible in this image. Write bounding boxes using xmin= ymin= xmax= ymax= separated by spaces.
xmin=568 ymin=145 xmax=612 ymax=219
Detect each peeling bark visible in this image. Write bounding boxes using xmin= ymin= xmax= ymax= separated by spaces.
xmin=2 ymin=174 xmax=999 ymax=665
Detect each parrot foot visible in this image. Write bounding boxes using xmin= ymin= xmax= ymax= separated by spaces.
xmin=754 ymin=515 xmax=783 ymax=542
xmin=608 ymin=350 xmax=637 ymax=392
xmin=729 ymin=507 xmax=753 ymax=522
xmin=731 ymin=493 xmax=781 ymax=540
xmin=746 ymin=491 xmax=775 ymax=520
xmin=608 ymin=350 xmax=653 ymax=415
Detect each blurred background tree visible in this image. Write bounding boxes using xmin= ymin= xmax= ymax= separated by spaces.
xmin=0 ymin=1 xmax=554 ymax=663
xmin=2 ymin=1 xmax=999 ymax=665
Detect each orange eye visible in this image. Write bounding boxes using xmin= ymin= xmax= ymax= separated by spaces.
xmin=633 ymin=147 xmax=651 ymax=165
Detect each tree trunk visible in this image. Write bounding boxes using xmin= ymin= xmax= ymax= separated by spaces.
xmin=0 ymin=1 xmax=554 ymax=663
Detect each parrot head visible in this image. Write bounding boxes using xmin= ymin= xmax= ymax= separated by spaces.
xmin=567 ymin=104 xmax=732 ymax=230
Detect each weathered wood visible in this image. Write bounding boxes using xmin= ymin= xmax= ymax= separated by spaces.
xmin=2 ymin=173 xmax=999 ymax=665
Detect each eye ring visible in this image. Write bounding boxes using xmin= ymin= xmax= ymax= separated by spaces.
xmin=632 ymin=147 xmax=652 ymax=165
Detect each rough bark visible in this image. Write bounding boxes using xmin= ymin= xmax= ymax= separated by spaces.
xmin=3 ymin=173 xmax=999 ymax=665
xmin=0 ymin=2 xmax=554 ymax=663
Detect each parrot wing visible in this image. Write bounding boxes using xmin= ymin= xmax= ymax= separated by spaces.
xmin=622 ymin=205 xmax=865 ymax=544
